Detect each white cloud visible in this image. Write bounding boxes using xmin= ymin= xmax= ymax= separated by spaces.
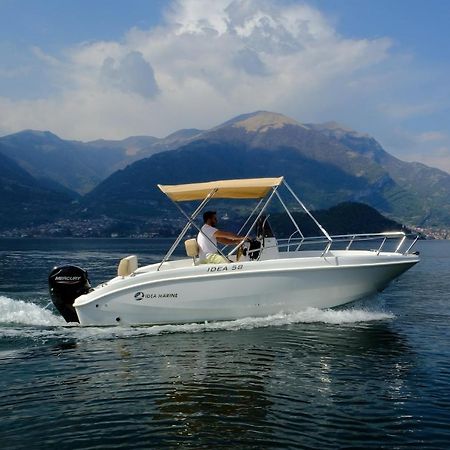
xmin=0 ymin=0 xmax=446 ymax=176
xmin=232 ymin=48 xmax=267 ymax=76
xmin=31 ymin=46 xmax=61 ymax=67
xmin=378 ymin=101 xmax=439 ymax=120
xmin=100 ymin=51 xmax=160 ymax=98
xmin=417 ymin=131 xmax=447 ymax=143
xmin=168 ymin=0 xmax=231 ymax=35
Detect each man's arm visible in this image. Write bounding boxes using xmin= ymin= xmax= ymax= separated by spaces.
xmin=214 ymin=230 xmax=248 ymax=245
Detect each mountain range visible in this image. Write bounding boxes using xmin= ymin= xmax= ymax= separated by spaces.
xmin=1 ymin=111 xmax=449 ymax=235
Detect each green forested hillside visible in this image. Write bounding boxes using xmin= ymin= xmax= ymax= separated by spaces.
xmin=1 ymin=111 xmax=450 ymax=234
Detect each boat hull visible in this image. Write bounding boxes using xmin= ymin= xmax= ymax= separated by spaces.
xmin=74 ymin=252 xmax=418 ymax=326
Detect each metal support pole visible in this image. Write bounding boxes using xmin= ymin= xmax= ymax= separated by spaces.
xmin=172 ymin=195 xmax=231 ymax=262
xmin=376 ymin=237 xmax=387 ymax=255
xmin=237 ymin=197 xmax=265 ymax=235
xmin=275 ymin=190 xmax=305 ymax=251
xmin=283 ymin=181 xmax=332 ymax=243
xmin=275 ymin=190 xmax=304 ymax=239
xmin=157 ymin=189 xmax=217 ymax=270
xmin=404 ymin=235 xmax=419 ymax=254
xmin=346 ymin=235 xmax=356 ymax=250
xmin=395 ymin=235 xmax=406 ymax=253
xmin=227 ymin=186 xmax=279 ymax=257
xmin=221 ymin=197 xmax=265 ymax=253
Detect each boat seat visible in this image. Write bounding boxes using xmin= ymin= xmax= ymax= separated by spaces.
xmin=185 ymin=239 xmax=199 ymax=264
xmin=118 ymin=255 xmax=138 ymax=277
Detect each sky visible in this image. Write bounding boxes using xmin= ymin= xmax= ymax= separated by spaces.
xmin=0 ymin=0 xmax=449 ymax=172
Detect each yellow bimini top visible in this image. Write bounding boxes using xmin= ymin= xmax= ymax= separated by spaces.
xmin=158 ymin=177 xmax=284 ymax=202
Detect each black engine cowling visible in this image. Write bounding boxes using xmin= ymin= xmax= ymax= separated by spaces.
xmin=48 ymin=265 xmax=91 ymax=323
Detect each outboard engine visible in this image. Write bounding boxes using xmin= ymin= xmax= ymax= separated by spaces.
xmin=48 ymin=266 xmax=91 ymax=323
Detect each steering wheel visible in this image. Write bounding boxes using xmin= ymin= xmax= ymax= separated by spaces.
xmin=236 ymin=238 xmax=251 ymax=262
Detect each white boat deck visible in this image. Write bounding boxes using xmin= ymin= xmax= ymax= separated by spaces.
xmin=131 ymin=249 xmax=413 ymax=276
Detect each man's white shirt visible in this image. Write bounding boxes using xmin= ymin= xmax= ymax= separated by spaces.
xmin=197 ymin=224 xmax=218 ymax=260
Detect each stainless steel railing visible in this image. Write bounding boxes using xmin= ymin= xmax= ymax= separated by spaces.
xmin=226 ymin=232 xmax=418 ymax=260
xmin=278 ymin=231 xmax=418 ymax=256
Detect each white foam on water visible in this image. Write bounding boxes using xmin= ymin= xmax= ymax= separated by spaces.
xmin=0 ymin=296 xmax=64 ymax=326
xmin=0 ymin=295 xmax=394 ymax=341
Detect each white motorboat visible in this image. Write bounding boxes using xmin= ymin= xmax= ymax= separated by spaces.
xmin=49 ymin=177 xmax=419 ymax=326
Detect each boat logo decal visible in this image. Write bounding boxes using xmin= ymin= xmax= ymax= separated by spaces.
xmin=134 ymin=291 xmax=179 ymax=300
xmin=134 ymin=291 xmax=145 ymax=301
xmin=55 ymin=275 xmax=82 ymax=284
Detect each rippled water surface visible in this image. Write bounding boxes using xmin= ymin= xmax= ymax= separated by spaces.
xmin=1 ymin=238 xmax=449 ymax=449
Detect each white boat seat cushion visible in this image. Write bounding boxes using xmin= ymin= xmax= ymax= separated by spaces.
xmin=118 ymin=255 xmax=138 ymax=277
xmin=185 ymin=239 xmax=199 ymax=258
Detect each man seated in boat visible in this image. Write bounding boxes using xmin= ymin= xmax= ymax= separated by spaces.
xmin=197 ymin=211 xmax=248 ymax=264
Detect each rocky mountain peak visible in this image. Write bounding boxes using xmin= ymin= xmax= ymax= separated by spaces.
xmin=222 ymin=111 xmax=306 ymax=133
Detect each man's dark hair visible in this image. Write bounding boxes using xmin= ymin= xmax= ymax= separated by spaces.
xmin=203 ymin=211 xmax=217 ymax=223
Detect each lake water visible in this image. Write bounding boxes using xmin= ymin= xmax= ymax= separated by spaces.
xmin=0 ymin=238 xmax=449 ymax=449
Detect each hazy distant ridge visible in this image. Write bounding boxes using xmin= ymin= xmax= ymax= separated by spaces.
xmin=1 ymin=111 xmax=449 ymax=232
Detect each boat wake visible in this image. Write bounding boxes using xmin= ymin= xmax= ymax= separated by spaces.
xmin=0 ymin=296 xmax=64 ymax=326
xmin=0 ymin=296 xmax=394 ymax=341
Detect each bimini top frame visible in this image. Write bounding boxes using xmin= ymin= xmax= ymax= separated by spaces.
xmin=156 ymin=177 xmax=332 ymax=270
xmin=158 ymin=177 xmax=284 ymax=202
